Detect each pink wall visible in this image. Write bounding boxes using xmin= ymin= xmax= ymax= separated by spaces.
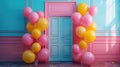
xmin=0 ymin=37 xmax=24 ymax=62
xmin=89 ymin=36 xmax=120 ymax=61
xmin=0 ymin=36 xmax=119 ymax=62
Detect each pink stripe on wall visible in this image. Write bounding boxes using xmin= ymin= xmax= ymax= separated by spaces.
xmin=73 ymin=36 xmax=120 ymax=62
xmin=89 ymin=36 xmax=120 ymax=61
xmin=0 ymin=37 xmax=28 ymax=62
xmin=0 ymin=36 xmax=120 ymax=62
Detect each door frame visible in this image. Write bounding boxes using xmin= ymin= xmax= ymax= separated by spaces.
xmin=45 ymin=2 xmax=76 ymax=61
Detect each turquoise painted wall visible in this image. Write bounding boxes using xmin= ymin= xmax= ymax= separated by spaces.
xmin=0 ymin=0 xmax=44 ymax=36
xmin=0 ymin=0 xmax=120 ymax=36
xmin=77 ymin=0 xmax=120 ymax=36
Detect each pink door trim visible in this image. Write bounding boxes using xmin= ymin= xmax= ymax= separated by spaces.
xmin=45 ymin=2 xmax=76 ymax=17
xmin=45 ymin=2 xmax=76 ymax=36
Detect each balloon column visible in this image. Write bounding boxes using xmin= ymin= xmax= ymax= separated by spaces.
xmin=22 ymin=7 xmax=50 ymax=64
xmin=71 ymin=3 xmax=98 ymax=65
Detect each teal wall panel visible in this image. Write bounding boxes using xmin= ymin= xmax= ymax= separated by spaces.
xmin=76 ymin=0 xmax=120 ymax=36
xmin=0 ymin=0 xmax=25 ymax=36
xmin=76 ymin=0 xmax=90 ymax=6
xmin=0 ymin=0 xmax=45 ymax=36
xmin=93 ymin=0 xmax=120 ymax=36
xmin=32 ymin=0 xmax=44 ymax=12
xmin=0 ymin=0 xmax=120 ymax=36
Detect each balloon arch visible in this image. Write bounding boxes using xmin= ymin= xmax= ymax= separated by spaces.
xmin=21 ymin=2 xmax=98 ymax=65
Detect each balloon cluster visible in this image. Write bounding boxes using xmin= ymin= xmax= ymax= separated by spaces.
xmin=71 ymin=3 xmax=98 ymax=65
xmin=22 ymin=7 xmax=50 ymax=64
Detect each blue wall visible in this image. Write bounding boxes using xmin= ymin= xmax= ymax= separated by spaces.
xmin=0 ymin=0 xmax=120 ymax=36
xmin=77 ymin=0 xmax=120 ymax=36
xmin=0 ymin=0 xmax=44 ymax=36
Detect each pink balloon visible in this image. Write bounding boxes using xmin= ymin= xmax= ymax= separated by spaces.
xmin=72 ymin=53 xmax=81 ymax=63
xmin=23 ymin=7 xmax=32 ymax=18
xmin=71 ymin=12 xmax=82 ymax=25
xmin=29 ymin=12 xmax=39 ymax=24
xmin=37 ymin=11 xmax=44 ymax=18
xmin=72 ymin=44 xmax=80 ymax=54
xmin=37 ymin=34 xmax=48 ymax=48
xmin=22 ymin=33 xmax=34 ymax=46
xmin=81 ymin=52 xmax=95 ymax=65
xmin=89 ymin=6 xmax=98 ymax=16
xmin=37 ymin=48 xmax=50 ymax=62
xmin=80 ymin=14 xmax=92 ymax=27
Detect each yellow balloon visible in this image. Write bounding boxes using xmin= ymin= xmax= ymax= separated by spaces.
xmin=87 ymin=22 xmax=97 ymax=31
xmin=84 ymin=30 xmax=96 ymax=43
xmin=22 ymin=50 xmax=36 ymax=63
xmin=31 ymin=42 xmax=41 ymax=53
xmin=79 ymin=40 xmax=88 ymax=49
xmin=76 ymin=26 xmax=86 ymax=38
xmin=32 ymin=29 xmax=41 ymax=39
xmin=34 ymin=18 xmax=48 ymax=31
xmin=77 ymin=3 xmax=88 ymax=15
xmin=26 ymin=22 xmax=34 ymax=33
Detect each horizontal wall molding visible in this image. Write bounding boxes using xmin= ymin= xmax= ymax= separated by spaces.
xmin=96 ymin=30 xmax=120 ymax=33
xmin=0 ymin=36 xmax=120 ymax=61
xmin=0 ymin=36 xmax=27 ymax=62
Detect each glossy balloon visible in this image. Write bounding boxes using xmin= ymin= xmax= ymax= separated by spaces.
xmin=22 ymin=50 xmax=36 ymax=63
xmin=76 ymin=26 xmax=86 ymax=38
xmin=32 ymin=29 xmax=41 ymax=39
xmin=34 ymin=18 xmax=48 ymax=31
xmin=77 ymin=3 xmax=88 ymax=16
xmin=37 ymin=34 xmax=48 ymax=48
xmin=87 ymin=22 xmax=97 ymax=31
xmin=31 ymin=42 xmax=41 ymax=53
xmin=84 ymin=30 xmax=96 ymax=43
xmin=37 ymin=11 xmax=44 ymax=18
xmin=26 ymin=22 xmax=34 ymax=33
xmin=71 ymin=12 xmax=82 ymax=25
xmin=37 ymin=48 xmax=50 ymax=62
xmin=23 ymin=7 xmax=32 ymax=18
xmin=81 ymin=52 xmax=95 ymax=65
xmin=72 ymin=44 xmax=80 ymax=54
xmin=29 ymin=12 xmax=39 ymax=24
xmin=81 ymin=14 xmax=92 ymax=27
xmin=22 ymin=33 xmax=34 ymax=46
xmin=79 ymin=40 xmax=88 ymax=49
xmin=89 ymin=6 xmax=98 ymax=16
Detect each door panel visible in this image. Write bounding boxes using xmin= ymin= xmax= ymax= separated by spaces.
xmin=49 ymin=17 xmax=72 ymax=61
xmin=49 ymin=17 xmax=61 ymax=61
xmin=60 ymin=17 xmax=72 ymax=61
